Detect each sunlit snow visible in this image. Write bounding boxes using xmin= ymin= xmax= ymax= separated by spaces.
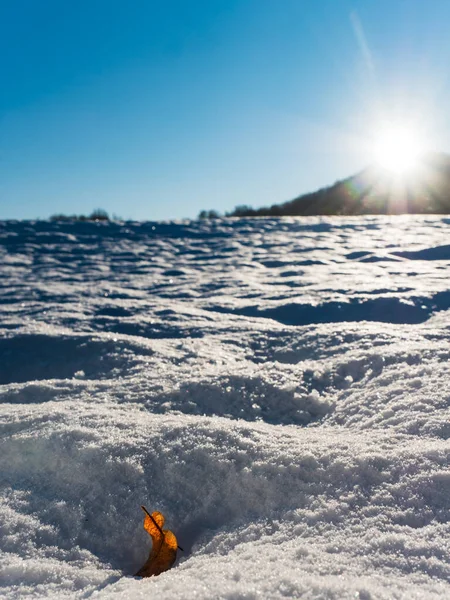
xmin=1 ymin=216 xmax=450 ymax=599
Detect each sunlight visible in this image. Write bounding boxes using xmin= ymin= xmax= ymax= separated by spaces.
xmin=372 ymin=123 xmax=424 ymax=176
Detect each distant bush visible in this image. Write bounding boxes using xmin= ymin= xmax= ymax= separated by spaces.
xmin=50 ymin=209 xmax=111 ymax=222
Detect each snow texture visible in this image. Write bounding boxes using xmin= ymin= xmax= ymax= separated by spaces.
xmin=1 ymin=215 xmax=450 ymax=599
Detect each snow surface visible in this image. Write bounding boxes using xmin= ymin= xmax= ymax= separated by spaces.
xmin=1 ymin=215 xmax=450 ymax=599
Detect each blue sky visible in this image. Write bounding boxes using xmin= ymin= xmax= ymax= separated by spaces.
xmin=2 ymin=0 xmax=450 ymax=220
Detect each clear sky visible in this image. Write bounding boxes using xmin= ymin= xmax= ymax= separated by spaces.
xmin=2 ymin=0 xmax=450 ymax=221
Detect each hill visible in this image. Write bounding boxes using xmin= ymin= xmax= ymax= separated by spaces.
xmin=225 ymin=152 xmax=450 ymax=217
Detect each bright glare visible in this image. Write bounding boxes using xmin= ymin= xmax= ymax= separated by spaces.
xmin=372 ymin=124 xmax=423 ymax=175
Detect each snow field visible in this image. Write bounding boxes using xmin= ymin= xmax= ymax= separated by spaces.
xmin=1 ymin=216 xmax=450 ymax=598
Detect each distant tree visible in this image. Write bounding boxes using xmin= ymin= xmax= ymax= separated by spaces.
xmin=89 ymin=209 xmax=110 ymax=221
xmin=228 ymin=205 xmax=256 ymax=217
xmin=50 ymin=213 xmax=75 ymax=222
xmin=198 ymin=209 xmax=221 ymax=219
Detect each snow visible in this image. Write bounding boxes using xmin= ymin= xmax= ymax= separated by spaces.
xmin=1 ymin=215 xmax=450 ymax=599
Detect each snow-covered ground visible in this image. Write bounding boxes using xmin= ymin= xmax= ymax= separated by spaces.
xmin=1 ymin=215 xmax=450 ymax=599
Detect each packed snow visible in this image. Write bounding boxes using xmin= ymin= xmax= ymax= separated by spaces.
xmin=1 ymin=215 xmax=450 ymax=599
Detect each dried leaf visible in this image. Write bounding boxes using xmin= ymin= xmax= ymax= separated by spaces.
xmin=135 ymin=506 xmax=179 ymax=577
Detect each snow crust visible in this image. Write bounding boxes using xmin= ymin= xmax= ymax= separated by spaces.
xmin=1 ymin=216 xmax=450 ymax=598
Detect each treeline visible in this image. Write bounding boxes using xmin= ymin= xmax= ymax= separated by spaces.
xmin=199 ymin=152 xmax=450 ymax=218
xmin=50 ymin=209 xmax=111 ymax=222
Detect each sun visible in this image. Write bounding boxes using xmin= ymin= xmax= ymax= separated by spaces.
xmin=372 ymin=123 xmax=424 ymax=176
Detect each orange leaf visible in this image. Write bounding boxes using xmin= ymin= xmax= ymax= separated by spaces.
xmin=135 ymin=506 xmax=179 ymax=577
